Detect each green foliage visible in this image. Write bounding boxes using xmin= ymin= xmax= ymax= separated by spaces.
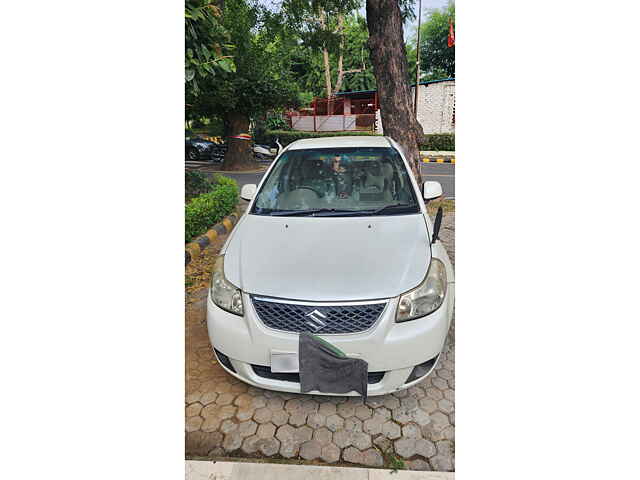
xmin=338 ymin=15 xmax=377 ymax=93
xmin=265 ymin=114 xmax=290 ymax=131
xmin=185 ymin=176 xmax=239 ymax=242
xmin=265 ymin=129 xmax=380 ymax=146
xmin=189 ymin=0 xmax=300 ymax=120
xmin=297 ymin=91 xmax=315 ymax=106
xmin=188 ymin=117 xmax=225 ymax=137
xmin=418 ymin=2 xmax=455 ymax=79
xmin=253 ymin=113 xmax=290 ymax=145
xmin=185 ymin=0 xmax=236 ymax=98
xmin=185 ymin=171 xmax=216 ymax=202
xmin=280 ymin=0 xmax=361 ymax=54
xmin=420 ymin=133 xmax=455 ymax=151
xmin=287 ymin=13 xmax=377 ymax=97
xmin=382 ymin=445 xmax=407 ymax=472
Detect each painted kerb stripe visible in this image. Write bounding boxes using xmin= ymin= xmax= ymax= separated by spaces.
xmin=185 ymin=212 xmax=239 ymax=266
xmin=421 ymin=156 xmax=455 ymax=164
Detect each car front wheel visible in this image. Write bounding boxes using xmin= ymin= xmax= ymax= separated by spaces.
xmin=187 ymin=148 xmax=199 ymax=161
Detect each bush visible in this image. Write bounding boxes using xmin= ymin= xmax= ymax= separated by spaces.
xmin=265 ymin=115 xmax=290 ymax=131
xmin=266 ymin=130 xmax=454 ymax=151
xmin=185 ymin=176 xmax=239 ymax=242
xmin=265 ymin=130 xmax=380 ymax=147
xmin=420 ymin=133 xmax=455 ymax=151
xmin=185 ymin=171 xmax=215 ymax=202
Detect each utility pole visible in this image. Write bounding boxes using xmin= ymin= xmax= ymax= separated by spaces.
xmin=413 ymin=0 xmax=422 ymax=116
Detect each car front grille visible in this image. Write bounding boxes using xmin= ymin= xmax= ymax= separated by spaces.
xmin=250 ymin=296 xmax=387 ymax=335
xmin=251 ymin=364 xmax=385 ymax=385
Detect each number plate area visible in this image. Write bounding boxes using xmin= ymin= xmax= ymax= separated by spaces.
xmin=270 ymin=351 xmax=299 ymax=373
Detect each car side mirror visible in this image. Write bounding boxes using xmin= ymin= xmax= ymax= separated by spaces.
xmin=241 ymin=184 xmax=257 ymax=201
xmin=423 ymin=181 xmax=443 ymax=201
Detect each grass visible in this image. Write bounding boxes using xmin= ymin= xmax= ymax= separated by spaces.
xmin=382 ymin=447 xmax=406 ymax=472
xmin=426 ymin=198 xmax=455 ymax=216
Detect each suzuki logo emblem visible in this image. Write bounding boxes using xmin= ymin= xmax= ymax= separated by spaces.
xmin=305 ymin=309 xmax=327 ymax=332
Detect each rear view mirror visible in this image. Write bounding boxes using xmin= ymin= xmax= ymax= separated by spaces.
xmin=241 ymin=184 xmax=257 ymax=201
xmin=423 ymin=181 xmax=443 ymax=201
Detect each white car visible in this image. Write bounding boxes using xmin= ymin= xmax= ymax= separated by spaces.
xmin=207 ymin=136 xmax=454 ymax=396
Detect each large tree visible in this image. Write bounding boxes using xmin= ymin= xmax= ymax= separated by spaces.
xmin=366 ymin=0 xmax=424 ymax=182
xmin=281 ymin=0 xmax=360 ymax=100
xmin=191 ymin=0 xmax=299 ymax=170
xmin=289 ymin=14 xmax=376 ymax=98
xmin=418 ymin=2 xmax=455 ymax=79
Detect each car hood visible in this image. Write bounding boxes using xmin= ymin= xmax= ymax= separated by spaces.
xmin=223 ymin=213 xmax=431 ymax=302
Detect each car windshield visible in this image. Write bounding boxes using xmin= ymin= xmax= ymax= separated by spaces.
xmin=251 ymin=147 xmax=420 ymax=216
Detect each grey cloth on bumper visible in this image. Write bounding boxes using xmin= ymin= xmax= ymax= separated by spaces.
xmin=298 ymin=333 xmax=368 ymax=400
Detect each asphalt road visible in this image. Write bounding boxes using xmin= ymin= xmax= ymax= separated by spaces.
xmin=196 ymin=163 xmax=455 ymax=198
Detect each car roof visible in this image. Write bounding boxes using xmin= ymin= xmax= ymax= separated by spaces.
xmin=286 ymin=136 xmax=392 ymax=150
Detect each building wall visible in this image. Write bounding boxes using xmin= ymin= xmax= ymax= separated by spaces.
xmin=375 ymin=80 xmax=455 ymax=135
xmin=413 ymin=80 xmax=455 ymax=134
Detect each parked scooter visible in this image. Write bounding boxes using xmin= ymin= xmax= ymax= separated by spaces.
xmin=253 ymin=138 xmax=282 ymax=161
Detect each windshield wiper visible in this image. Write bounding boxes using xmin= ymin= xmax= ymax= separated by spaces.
xmin=368 ymin=203 xmax=419 ymax=215
xmin=270 ymin=208 xmax=359 ymax=217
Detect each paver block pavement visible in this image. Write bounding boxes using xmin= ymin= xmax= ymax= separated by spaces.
xmin=363 ymin=413 xmax=386 ymax=435
xmin=382 ymin=421 xmax=401 ymax=440
xmin=342 ymin=446 xmax=363 ymax=464
xmin=395 ymin=438 xmax=419 ymax=459
xmin=326 ymin=414 xmax=344 ymax=432
xmin=321 ymin=443 xmax=341 ymax=463
xmin=362 ymin=448 xmax=384 ymax=467
xmin=402 ymin=423 xmax=422 ymax=439
xmin=258 ymin=438 xmax=280 ymax=456
xmin=313 ymin=427 xmax=333 ymax=446
xmin=222 ymin=431 xmax=243 ymax=451
xmin=299 ymin=439 xmax=323 ymax=460
xmin=307 ymin=412 xmax=325 ymax=429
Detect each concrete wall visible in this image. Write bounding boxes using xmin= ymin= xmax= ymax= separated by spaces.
xmin=375 ymin=80 xmax=455 ymax=135
xmin=413 ymin=80 xmax=455 ymax=134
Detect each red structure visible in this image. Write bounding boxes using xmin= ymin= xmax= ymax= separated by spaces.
xmin=287 ymin=89 xmax=379 ymax=132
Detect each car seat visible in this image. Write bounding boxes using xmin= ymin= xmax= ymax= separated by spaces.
xmin=363 ymin=161 xmax=384 ymax=191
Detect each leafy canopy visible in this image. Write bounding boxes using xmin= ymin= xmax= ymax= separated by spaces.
xmin=189 ymin=0 xmax=300 ymax=119
xmin=289 ymin=13 xmax=376 ymax=97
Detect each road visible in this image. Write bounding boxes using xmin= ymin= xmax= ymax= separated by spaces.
xmin=192 ymin=162 xmax=455 ymax=198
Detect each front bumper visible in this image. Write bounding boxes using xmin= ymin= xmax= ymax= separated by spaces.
xmin=206 ymin=285 xmax=454 ymax=396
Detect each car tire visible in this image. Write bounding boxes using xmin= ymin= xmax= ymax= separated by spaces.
xmin=187 ymin=149 xmax=199 ymax=161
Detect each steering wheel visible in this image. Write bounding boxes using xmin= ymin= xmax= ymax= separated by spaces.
xmin=295 ymin=186 xmax=324 ymax=198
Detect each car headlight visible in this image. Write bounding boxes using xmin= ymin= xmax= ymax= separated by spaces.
xmin=210 ymin=255 xmax=244 ymax=316
xmin=396 ymin=258 xmax=447 ymax=322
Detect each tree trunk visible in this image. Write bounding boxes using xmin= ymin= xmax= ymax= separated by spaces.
xmin=322 ymin=47 xmax=333 ymax=99
xmin=221 ymin=112 xmax=257 ymax=171
xmin=366 ymin=0 xmax=424 ymax=184
xmin=319 ymin=10 xmax=333 ymax=100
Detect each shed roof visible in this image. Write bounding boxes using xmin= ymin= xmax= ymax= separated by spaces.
xmin=414 ymin=77 xmax=455 ymax=86
xmin=333 ymin=89 xmax=377 ymax=98
xmin=333 ymin=77 xmax=454 ymax=98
